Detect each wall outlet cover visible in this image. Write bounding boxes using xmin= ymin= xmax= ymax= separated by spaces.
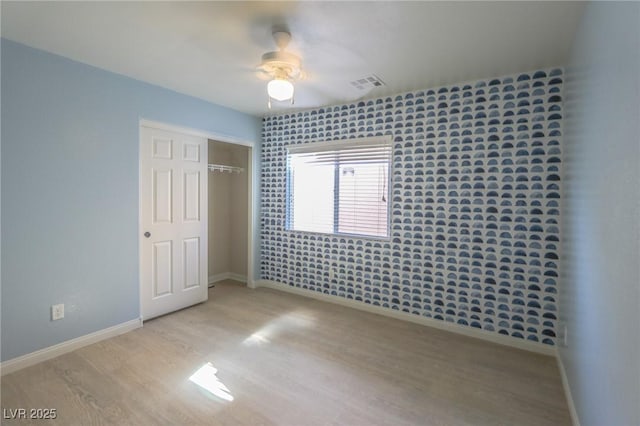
xmin=51 ymin=304 xmax=64 ymax=321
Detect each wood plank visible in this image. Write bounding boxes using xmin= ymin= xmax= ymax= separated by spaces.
xmin=1 ymin=280 xmax=571 ymax=425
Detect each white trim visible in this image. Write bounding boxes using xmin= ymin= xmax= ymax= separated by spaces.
xmin=254 ymin=280 xmax=556 ymax=356
xmin=245 ymin=146 xmax=255 ymax=288
xmin=556 ymin=351 xmax=581 ymax=426
xmin=208 ymin=272 xmax=247 ymax=284
xmin=208 ymin=273 xmax=228 ymax=284
xmin=228 ymin=273 xmax=247 ymax=283
xmin=139 ymin=119 xmax=253 ymax=147
xmin=0 ymin=318 xmax=142 ymax=376
xmin=287 ymin=135 xmax=392 ymax=154
xmin=138 ymin=119 xmax=256 ymax=321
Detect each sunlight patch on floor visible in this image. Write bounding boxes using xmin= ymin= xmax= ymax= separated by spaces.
xmin=243 ymin=310 xmax=316 ymax=346
xmin=189 ymin=362 xmax=234 ymax=402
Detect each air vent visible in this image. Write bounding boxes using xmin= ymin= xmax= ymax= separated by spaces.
xmin=349 ymin=75 xmax=385 ymax=91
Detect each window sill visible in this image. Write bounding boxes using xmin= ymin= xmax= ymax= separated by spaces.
xmin=284 ymin=228 xmax=391 ymax=243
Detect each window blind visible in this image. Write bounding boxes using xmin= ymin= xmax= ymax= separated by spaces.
xmin=287 ymin=136 xmax=391 ymax=238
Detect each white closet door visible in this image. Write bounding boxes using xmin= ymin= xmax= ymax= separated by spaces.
xmin=140 ymin=126 xmax=208 ymax=320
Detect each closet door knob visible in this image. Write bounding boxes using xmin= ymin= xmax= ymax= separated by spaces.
xmin=144 ymin=232 xmax=151 ymax=238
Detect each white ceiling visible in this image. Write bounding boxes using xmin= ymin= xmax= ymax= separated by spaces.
xmin=1 ymin=1 xmax=584 ymax=117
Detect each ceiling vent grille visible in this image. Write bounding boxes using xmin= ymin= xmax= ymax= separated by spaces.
xmin=349 ymin=75 xmax=385 ymax=91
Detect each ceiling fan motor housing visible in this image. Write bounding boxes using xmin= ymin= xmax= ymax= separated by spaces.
xmin=259 ymin=50 xmax=301 ymax=79
xmin=258 ymin=30 xmax=302 ymax=81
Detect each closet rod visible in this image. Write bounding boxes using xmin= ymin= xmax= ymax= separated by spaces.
xmin=208 ymin=164 xmax=244 ymax=174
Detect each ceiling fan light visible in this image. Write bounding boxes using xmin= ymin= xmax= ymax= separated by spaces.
xmin=267 ymin=78 xmax=294 ymax=101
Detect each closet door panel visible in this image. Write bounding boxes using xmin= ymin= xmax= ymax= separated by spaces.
xmin=141 ymin=125 xmax=208 ymax=320
xmin=183 ymin=237 xmax=201 ymax=290
xmin=152 ymin=240 xmax=173 ymax=298
xmin=152 ymin=169 xmax=173 ymax=224
xmin=183 ymin=170 xmax=201 ymax=222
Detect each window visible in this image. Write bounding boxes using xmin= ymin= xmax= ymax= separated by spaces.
xmin=286 ymin=136 xmax=391 ymax=238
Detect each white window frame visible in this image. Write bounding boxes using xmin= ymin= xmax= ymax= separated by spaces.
xmin=285 ymin=135 xmax=392 ymax=240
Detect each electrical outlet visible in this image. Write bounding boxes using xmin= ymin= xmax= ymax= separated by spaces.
xmin=51 ymin=304 xmax=64 ymax=321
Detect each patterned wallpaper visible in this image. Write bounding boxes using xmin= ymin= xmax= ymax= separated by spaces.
xmin=261 ymin=69 xmax=563 ymax=346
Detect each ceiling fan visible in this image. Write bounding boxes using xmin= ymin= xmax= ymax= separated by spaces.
xmin=254 ymin=27 xmax=384 ymax=111
xmin=257 ymin=30 xmax=303 ymax=108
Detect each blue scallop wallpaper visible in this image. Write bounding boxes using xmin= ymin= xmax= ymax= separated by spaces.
xmin=261 ymin=69 xmax=563 ymax=346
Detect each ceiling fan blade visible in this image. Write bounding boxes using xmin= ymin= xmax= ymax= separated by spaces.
xmin=255 ymin=68 xmax=272 ymax=81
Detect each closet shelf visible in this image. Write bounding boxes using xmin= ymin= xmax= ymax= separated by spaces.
xmin=208 ymin=164 xmax=244 ymax=174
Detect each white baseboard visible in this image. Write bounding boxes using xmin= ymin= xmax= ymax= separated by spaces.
xmin=228 ymin=273 xmax=247 ymax=283
xmin=208 ymin=273 xmax=229 ymax=284
xmin=0 ymin=318 xmax=142 ymax=376
xmin=556 ymin=350 xmax=581 ymax=426
xmin=209 ymin=272 xmax=247 ymax=285
xmin=254 ymin=280 xmax=556 ymax=356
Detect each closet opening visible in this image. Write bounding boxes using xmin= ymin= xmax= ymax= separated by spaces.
xmin=208 ymin=140 xmax=251 ymax=288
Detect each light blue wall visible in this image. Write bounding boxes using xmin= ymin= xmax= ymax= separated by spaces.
xmin=560 ymin=3 xmax=640 ymax=425
xmin=1 ymin=39 xmax=261 ymax=361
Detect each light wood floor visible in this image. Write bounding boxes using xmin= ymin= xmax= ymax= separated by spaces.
xmin=1 ymin=281 xmax=570 ymax=425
